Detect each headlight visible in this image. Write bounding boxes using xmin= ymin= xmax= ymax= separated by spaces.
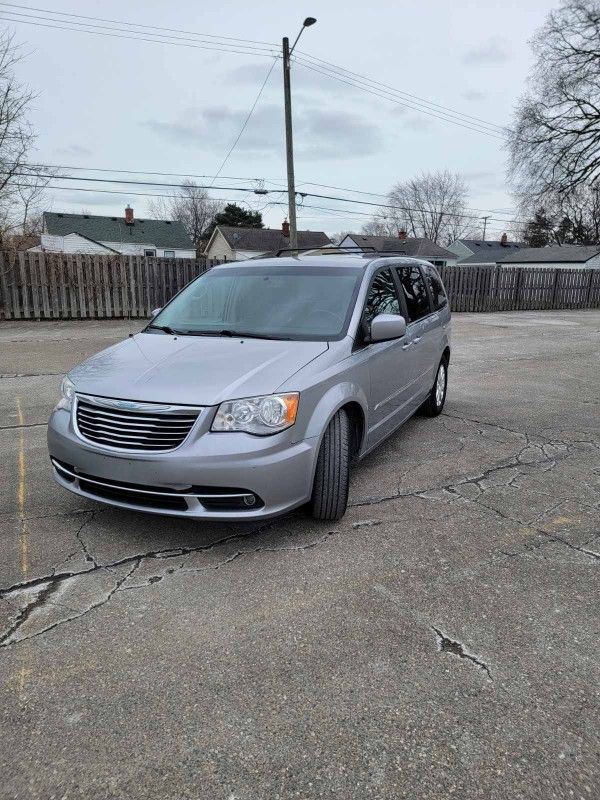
xmin=57 ymin=376 xmax=76 ymax=410
xmin=211 ymin=393 xmax=299 ymax=435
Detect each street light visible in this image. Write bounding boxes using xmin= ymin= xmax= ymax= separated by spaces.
xmin=283 ymin=17 xmax=317 ymax=250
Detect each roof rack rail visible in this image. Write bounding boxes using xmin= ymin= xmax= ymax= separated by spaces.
xmin=273 ymin=245 xmax=411 ymax=257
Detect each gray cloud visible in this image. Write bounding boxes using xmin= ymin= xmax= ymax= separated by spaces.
xmin=461 ymin=89 xmax=487 ymax=102
xmin=223 ymin=60 xmax=363 ymax=98
xmin=53 ymin=144 xmax=93 ymax=157
xmin=144 ymin=104 xmax=383 ymax=161
xmin=463 ymin=37 xmax=510 ymax=64
xmin=401 ymin=116 xmax=433 ymax=131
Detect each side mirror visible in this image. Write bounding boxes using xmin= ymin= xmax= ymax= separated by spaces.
xmin=150 ymin=307 xmax=162 ymax=318
xmin=370 ymin=313 xmax=407 ymax=343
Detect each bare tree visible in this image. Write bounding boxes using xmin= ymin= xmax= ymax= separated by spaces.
xmin=0 ymin=31 xmax=58 ymax=249
xmin=508 ymin=0 xmax=600 ymax=198
xmin=516 ymin=184 xmax=600 ymax=245
xmin=148 ymin=181 xmax=224 ymax=248
xmin=362 ymin=170 xmax=474 ymax=244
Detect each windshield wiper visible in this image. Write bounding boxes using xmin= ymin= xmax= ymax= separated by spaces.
xmin=147 ymin=323 xmax=180 ymax=335
xmin=217 ymin=329 xmax=292 ymax=340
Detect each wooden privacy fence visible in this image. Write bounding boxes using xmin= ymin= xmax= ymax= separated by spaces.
xmin=1 ymin=252 xmax=600 ymax=320
xmin=0 ymin=252 xmax=223 ymax=320
xmin=438 ymin=264 xmax=600 ymax=313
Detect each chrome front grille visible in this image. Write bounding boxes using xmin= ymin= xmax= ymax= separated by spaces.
xmin=75 ymin=394 xmax=201 ymax=452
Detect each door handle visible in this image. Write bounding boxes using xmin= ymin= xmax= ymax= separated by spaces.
xmin=413 ymin=336 xmax=422 ymax=343
xmin=401 ymin=341 xmax=412 ymax=350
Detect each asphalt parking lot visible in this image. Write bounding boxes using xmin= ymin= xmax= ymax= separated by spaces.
xmin=1 ymin=311 xmax=599 ymax=800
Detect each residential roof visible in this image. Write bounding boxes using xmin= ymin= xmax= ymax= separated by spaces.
xmin=215 ymin=226 xmax=331 ymax=252
xmin=459 ymin=238 xmax=526 ymax=251
xmin=499 ymin=245 xmax=600 ymax=264
xmin=460 ymin=246 xmax=524 ymax=265
xmin=43 ymin=212 xmax=194 ymax=249
xmin=344 ymin=234 xmax=455 ymax=260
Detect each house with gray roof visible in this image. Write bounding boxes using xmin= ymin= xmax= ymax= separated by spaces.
xmin=498 ymin=245 xmax=600 ymax=269
xmin=339 ymin=233 xmax=457 ymax=267
xmin=448 ymin=234 xmax=526 ymax=266
xmin=204 ymin=221 xmax=330 ymax=261
xmin=32 ymin=207 xmax=195 ymax=258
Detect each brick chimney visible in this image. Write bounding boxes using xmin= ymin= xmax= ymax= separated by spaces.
xmin=500 ymin=232 xmax=508 ymax=246
xmin=398 ymin=229 xmax=407 ymax=240
xmin=125 ymin=206 xmax=134 ymax=225
xmin=281 ymin=219 xmax=290 ymax=238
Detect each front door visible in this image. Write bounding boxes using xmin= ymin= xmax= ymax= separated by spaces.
xmin=395 ymin=264 xmax=437 ymax=401
xmin=362 ymin=268 xmax=420 ymax=449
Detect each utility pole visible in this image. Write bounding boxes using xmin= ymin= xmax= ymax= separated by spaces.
xmin=481 ymin=215 xmax=490 ymax=241
xmin=282 ymin=17 xmax=316 ymax=252
xmin=282 ymin=36 xmax=297 ymax=250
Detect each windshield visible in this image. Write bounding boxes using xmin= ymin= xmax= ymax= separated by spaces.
xmin=149 ymin=264 xmax=362 ymax=341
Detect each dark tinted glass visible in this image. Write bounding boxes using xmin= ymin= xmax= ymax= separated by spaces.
xmin=396 ymin=266 xmax=431 ymax=322
xmin=424 ymin=265 xmax=448 ymax=310
xmin=362 ymin=269 xmax=401 ymax=336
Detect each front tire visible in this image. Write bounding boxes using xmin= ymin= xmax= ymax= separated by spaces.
xmin=309 ymin=409 xmax=350 ymax=521
xmin=422 ymin=357 xmax=448 ymax=417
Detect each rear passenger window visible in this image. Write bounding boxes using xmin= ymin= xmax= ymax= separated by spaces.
xmin=424 ymin=265 xmax=448 ymax=311
xmin=396 ymin=266 xmax=431 ymax=322
xmin=361 ymin=269 xmax=401 ymax=339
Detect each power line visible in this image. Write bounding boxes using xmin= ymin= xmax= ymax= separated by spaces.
xmin=26 ymin=161 xmax=518 ymax=216
xmin=293 ymin=59 xmax=507 ymax=140
xmin=208 ymin=57 xmax=278 ymax=186
xmin=0 ymin=11 xmax=279 ymax=58
xmin=296 ymin=50 xmax=508 ymax=135
xmin=0 ymin=8 xmax=276 ymax=55
xmin=0 ymin=2 xmax=276 ymax=47
xmin=15 ymin=171 xmax=525 ymax=224
xmin=0 ymin=4 xmax=511 ymax=139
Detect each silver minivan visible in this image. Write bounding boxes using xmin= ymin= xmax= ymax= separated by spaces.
xmin=48 ymin=250 xmax=451 ymax=521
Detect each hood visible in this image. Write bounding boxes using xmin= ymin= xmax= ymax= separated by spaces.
xmin=68 ymin=332 xmax=328 ymax=406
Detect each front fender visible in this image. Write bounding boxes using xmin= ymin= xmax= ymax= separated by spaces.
xmin=300 ymin=381 xmax=369 ymax=447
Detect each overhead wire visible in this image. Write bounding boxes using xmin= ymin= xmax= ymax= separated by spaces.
xmin=0 ymin=4 xmax=510 ymax=138
xmin=0 ymin=2 xmax=276 ymax=46
xmin=208 ymin=57 xmax=278 ymax=186
xmin=7 ymin=170 xmax=526 ymax=223
xmin=0 ymin=10 xmax=280 ymax=58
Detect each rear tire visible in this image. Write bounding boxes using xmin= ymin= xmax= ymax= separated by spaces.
xmin=309 ymin=409 xmax=350 ymax=521
xmin=421 ymin=357 xmax=448 ymax=417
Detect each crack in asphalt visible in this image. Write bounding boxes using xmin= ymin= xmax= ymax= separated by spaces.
xmin=0 ymin=422 xmax=47 ymax=431
xmin=0 ymin=562 xmax=141 ymax=648
xmin=0 ymin=522 xmax=341 ymax=648
xmin=432 ymin=626 xmax=493 ymax=681
xmin=74 ymin=511 xmax=99 ymax=567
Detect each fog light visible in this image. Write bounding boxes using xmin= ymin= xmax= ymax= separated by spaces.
xmin=243 ymin=494 xmax=257 ymax=507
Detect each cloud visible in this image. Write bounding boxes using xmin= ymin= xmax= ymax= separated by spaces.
xmin=223 ymin=60 xmax=363 ymax=98
xmin=50 ymin=191 xmax=129 ymax=207
xmin=461 ymin=89 xmax=486 ymax=102
xmin=463 ymin=37 xmax=510 ymax=64
xmin=53 ymin=144 xmax=93 ymax=157
xmin=401 ymin=116 xmax=433 ymax=131
xmin=144 ymin=104 xmax=383 ymax=161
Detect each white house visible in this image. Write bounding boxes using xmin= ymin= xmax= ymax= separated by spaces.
xmin=31 ymin=207 xmax=195 ymax=258
xmin=339 ymin=233 xmax=457 ymax=267
xmin=498 ymin=245 xmax=600 ymax=269
xmin=204 ymin=221 xmax=330 ymax=261
xmin=448 ymin=234 xmax=526 ymax=266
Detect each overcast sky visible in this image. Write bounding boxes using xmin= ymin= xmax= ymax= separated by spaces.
xmin=8 ymin=0 xmax=556 ymax=238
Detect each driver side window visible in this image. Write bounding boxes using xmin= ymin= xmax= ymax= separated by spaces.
xmin=361 ymin=269 xmax=401 ymax=341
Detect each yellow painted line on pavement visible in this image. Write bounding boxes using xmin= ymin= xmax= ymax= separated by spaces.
xmin=15 ymin=397 xmax=33 ymax=705
xmin=16 ymin=397 xmax=28 ymax=579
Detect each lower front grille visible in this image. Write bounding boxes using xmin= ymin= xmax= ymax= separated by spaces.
xmin=52 ymin=460 xmax=264 ymax=513
xmin=75 ymin=395 xmax=200 ymax=452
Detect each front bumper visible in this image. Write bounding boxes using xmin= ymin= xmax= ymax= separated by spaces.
xmin=47 ymin=404 xmax=319 ymax=520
